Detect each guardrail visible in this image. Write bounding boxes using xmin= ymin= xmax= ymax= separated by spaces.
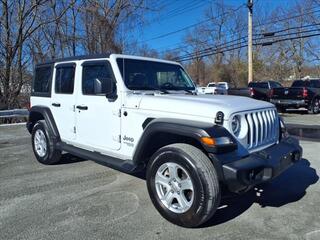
xmin=0 ymin=109 xmax=29 ymax=118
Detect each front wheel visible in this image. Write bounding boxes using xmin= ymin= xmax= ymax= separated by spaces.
xmin=146 ymin=143 xmax=220 ymax=228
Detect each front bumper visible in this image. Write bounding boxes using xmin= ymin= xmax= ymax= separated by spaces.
xmin=218 ymin=137 xmax=302 ymax=193
xmin=270 ymin=99 xmax=307 ymax=108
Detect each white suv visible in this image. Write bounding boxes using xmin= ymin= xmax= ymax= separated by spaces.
xmin=27 ymin=54 xmax=302 ymax=227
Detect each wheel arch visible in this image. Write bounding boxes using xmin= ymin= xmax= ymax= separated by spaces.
xmin=132 ymin=118 xmax=236 ymax=167
xmin=27 ymin=106 xmax=60 ymax=141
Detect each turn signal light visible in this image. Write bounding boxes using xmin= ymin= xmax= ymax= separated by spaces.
xmin=201 ymin=137 xmax=233 ymax=146
xmin=201 ymin=137 xmax=216 ymax=146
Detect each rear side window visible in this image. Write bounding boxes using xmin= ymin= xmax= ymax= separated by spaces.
xmin=270 ymin=81 xmax=282 ymax=88
xmin=82 ymin=61 xmax=114 ymax=95
xmin=32 ymin=65 xmax=53 ymax=97
xmin=55 ymin=65 xmax=75 ymax=94
xmin=292 ymin=80 xmax=309 ymax=87
xmin=310 ymin=80 xmax=320 ymax=88
xmin=248 ymin=82 xmax=269 ymax=88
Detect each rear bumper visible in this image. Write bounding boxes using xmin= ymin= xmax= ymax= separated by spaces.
xmin=217 ymin=137 xmax=302 ymax=193
xmin=270 ymin=99 xmax=307 ymax=107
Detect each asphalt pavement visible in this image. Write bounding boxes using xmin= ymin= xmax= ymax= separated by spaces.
xmin=0 ymin=114 xmax=319 ymax=240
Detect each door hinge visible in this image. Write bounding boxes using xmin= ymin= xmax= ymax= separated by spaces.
xmin=118 ymin=135 xmax=121 ymax=143
xmin=73 ymin=126 xmax=76 ymax=134
xmin=118 ymin=109 xmax=121 ymax=117
xmin=73 ymin=105 xmax=76 ymax=112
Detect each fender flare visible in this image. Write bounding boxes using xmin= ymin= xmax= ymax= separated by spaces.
xmin=27 ymin=106 xmax=60 ymax=142
xmin=132 ymin=118 xmax=237 ymax=166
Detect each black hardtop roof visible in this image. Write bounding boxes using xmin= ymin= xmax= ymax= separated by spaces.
xmin=36 ymin=53 xmax=111 ymax=66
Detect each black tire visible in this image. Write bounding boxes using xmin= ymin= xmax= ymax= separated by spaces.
xmin=146 ymin=143 xmax=220 ymax=228
xmin=31 ymin=120 xmax=61 ymax=164
xmin=308 ymin=98 xmax=320 ymax=114
xmin=277 ymin=106 xmax=286 ymax=113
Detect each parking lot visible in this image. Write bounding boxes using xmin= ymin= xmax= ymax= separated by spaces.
xmin=0 ymin=113 xmax=319 ymax=240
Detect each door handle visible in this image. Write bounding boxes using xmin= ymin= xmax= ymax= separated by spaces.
xmin=76 ymin=105 xmax=88 ymax=110
xmin=52 ymin=103 xmax=61 ymax=107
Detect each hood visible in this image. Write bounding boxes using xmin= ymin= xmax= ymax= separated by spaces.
xmin=125 ymin=93 xmax=275 ymax=120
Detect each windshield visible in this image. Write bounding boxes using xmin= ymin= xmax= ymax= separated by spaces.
xmin=116 ymin=58 xmax=195 ymax=91
xmin=208 ymin=83 xmax=216 ymax=87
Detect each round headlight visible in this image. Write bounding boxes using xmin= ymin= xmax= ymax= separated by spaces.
xmin=231 ymin=115 xmax=241 ymax=137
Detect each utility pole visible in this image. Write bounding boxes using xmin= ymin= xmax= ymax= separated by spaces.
xmin=247 ymin=0 xmax=253 ymax=83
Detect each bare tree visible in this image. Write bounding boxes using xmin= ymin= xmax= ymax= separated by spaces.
xmin=0 ymin=0 xmax=72 ymax=109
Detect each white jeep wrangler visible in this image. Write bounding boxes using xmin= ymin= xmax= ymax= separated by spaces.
xmin=27 ymin=54 xmax=302 ymax=227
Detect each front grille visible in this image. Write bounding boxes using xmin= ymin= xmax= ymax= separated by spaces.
xmin=245 ymin=109 xmax=279 ymax=151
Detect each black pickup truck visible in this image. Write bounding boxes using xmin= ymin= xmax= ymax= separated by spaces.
xmin=270 ymin=79 xmax=320 ymax=114
xmin=228 ymin=81 xmax=282 ymax=101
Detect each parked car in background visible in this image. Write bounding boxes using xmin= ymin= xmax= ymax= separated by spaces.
xmin=217 ymin=82 xmax=229 ymax=90
xmin=205 ymin=82 xmax=227 ymax=95
xmin=228 ymin=81 xmax=283 ymax=102
xmin=196 ymin=86 xmax=206 ymax=94
xmin=271 ymin=79 xmax=320 ymax=114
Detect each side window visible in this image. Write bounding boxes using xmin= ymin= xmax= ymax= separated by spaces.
xmin=82 ymin=62 xmax=114 ymax=95
xmin=270 ymin=82 xmax=282 ymax=88
xmin=55 ymin=65 xmax=75 ymax=94
xmin=32 ymin=65 xmax=53 ymax=97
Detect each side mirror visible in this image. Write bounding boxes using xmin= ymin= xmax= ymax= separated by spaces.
xmin=94 ymin=78 xmax=102 ymax=94
xmin=105 ymin=79 xmax=117 ymax=100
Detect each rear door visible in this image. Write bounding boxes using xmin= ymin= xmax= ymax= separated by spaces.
xmin=75 ymin=60 xmax=121 ymax=152
xmin=50 ymin=63 xmax=77 ymax=142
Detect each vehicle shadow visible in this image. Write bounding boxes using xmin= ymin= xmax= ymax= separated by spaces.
xmin=201 ymin=158 xmax=319 ymax=228
xmin=282 ymin=109 xmax=308 ymax=115
xmin=53 ymin=153 xmax=87 ymax=165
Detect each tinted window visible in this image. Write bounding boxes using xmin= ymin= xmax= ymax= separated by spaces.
xmin=270 ymin=81 xmax=282 ymax=88
xmin=248 ymin=82 xmax=269 ymax=88
xmin=55 ymin=66 xmax=75 ymax=94
xmin=310 ymin=80 xmax=320 ymax=88
xmin=208 ymin=83 xmax=216 ymax=87
xmin=218 ymin=83 xmax=226 ymax=89
xmin=292 ymin=80 xmax=309 ymax=87
xmin=82 ymin=62 xmax=114 ymax=95
xmin=117 ymin=58 xmax=194 ymax=91
xmin=33 ymin=66 xmax=52 ymax=96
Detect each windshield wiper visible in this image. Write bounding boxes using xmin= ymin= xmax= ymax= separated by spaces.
xmin=139 ymin=87 xmax=170 ymax=94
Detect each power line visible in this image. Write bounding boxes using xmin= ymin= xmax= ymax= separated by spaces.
xmin=137 ymin=3 xmax=246 ymax=44
xmin=175 ymin=30 xmax=320 ymax=62
xmin=167 ymin=21 xmax=320 ymax=60
xmin=149 ymin=6 xmax=320 ymax=54
xmin=174 ymin=22 xmax=320 ymax=61
xmin=255 ymin=6 xmax=320 ymax=28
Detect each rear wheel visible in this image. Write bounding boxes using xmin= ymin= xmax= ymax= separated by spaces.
xmin=308 ymin=98 xmax=320 ymax=114
xmin=31 ymin=120 xmax=61 ymax=164
xmin=146 ymin=143 xmax=220 ymax=228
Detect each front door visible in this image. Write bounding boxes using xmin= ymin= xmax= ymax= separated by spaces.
xmin=75 ymin=60 xmax=121 ymax=153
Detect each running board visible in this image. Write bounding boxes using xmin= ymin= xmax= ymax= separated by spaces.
xmin=57 ymin=142 xmax=140 ymax=173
